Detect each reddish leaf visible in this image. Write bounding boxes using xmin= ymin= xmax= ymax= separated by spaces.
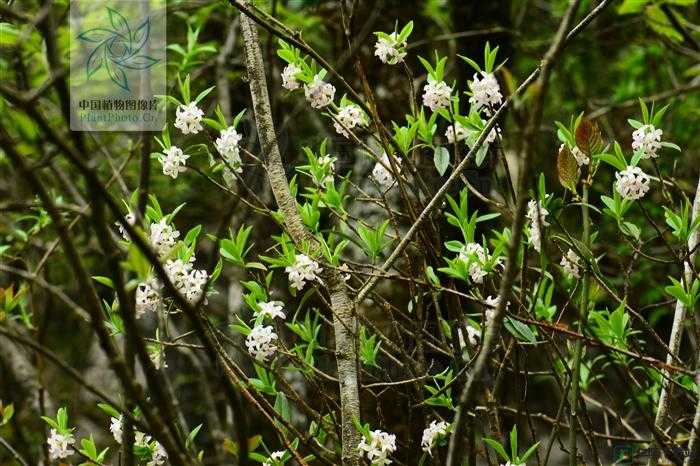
xmin=575 ymin=118 xmax=603 ymax=154
xmin=557 ymin=145 xmax=579 ymax=193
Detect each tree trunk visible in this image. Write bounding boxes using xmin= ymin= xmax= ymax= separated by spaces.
xmin=238 ymin=7 xmax=362 ymax=465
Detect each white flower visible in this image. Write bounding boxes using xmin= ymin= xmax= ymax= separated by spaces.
xmin=571 ymin=145 xmax=589 ymax=166
xmin=632 ymin=124 xmax=663 ymax=159
xmin=110 ymin=416 xmax=123 ymax=444
xmin=257 ymin=301 xmax=286 ymax=320
xmin=160 ymin=145 xmax=189 ymax=179
xmin=164 ymin=258 xmax=191 ymax=285
xmin=116 ymin=212 xmax=136 ymax=240
xmin=164 ymin=258 xmax=208 ymax=304
xmin=334 ymin=104 xmax=364 ymax=138
xmin=285 ymin=254 xmax=322 ymax=290
xmin=615 ymin=165 xmax=650 ymax=200
xmin=136 ymin=279 xmax=161 ymax=318
xmin=469 ymin=72 xmax=502 ymax=114
xmin=339 ymin=263 xmax=351 ymax=281
xmin=149 ymin=219 xmax=180 ymax=258
xmin=502 ymin=462 xmax=525 ymax=466
xmin=374 ymin=32 xmax=407 ymax=65
xmin=217 ymin=126 xmax=244 ymax=187
xmin=445 ymin=122 xmax=468 ymax=144
xmin=315 ymin=154 xmax=337 ymax=186
xmin=181 ymin=268 xmax=208 ymax=304
xmin=148 ymin=441 xmax=168 ymax=466
xmin=526 ymin=200 xmax=549 ymax=253
xmin=465 ymin=325 xmax=480 ymax=346
xmin=216 ymin=126 xmax=243 ymax=168
xmin=246 ymin=325 xmax=278 ymax=361
xmin=372 ymin=152 xmax=401 ymax=189
xmin=47 ymin=429 xmax=75 ymax=460
xmin=485 ymin=295 xmax=509 ymax=322
xmin=357 ymin=429 xmax=397 ymax=466
xmin=560 ymin=249 xmax=581 ymax=279
xmin=422 ymin=80 xmax=451 ymax=111
xmin=135 ymin=431 xmax=151 ymax=446
xmin=281 ymin=63 xmax=302 ymax=90
xmin=459 ymin=242 xmax=489 ymax=284
xmin=263 ymin=450 xmax=286 ymax=466
xmin=304 ymin=74 xmax=335 ymax=109
xmin=421 ymin=420 xmax=449 ymax=455
xmin=174 ymin=102 xmax=204 ymax=135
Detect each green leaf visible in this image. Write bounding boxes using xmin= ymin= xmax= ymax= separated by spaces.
xmin=194 ymin=86 xmax=216 ymax=104
xmin=459 ymin=54 xmax=481 ymax=73
xmin=186 ymin=424 xmax=203 ymax=449
xmin=92 ymin=276 xmax=114 ymax=288
xmin=434 ymin=146 xmax=450 ymax=176
xmin=504 ymin=317 xmax=536 ymax=343
xmin=484 ymin=438 xmax=510 ymax=461
xmin=618 ymin=0 xmax=649 ymax=15
xmin=1 ymin=404 xmax=14 ymax=424
xmin=645 ymin=5 xmax=683 ymax=43
xmin=97 ymin=403 xmax=121 ymax=419
xmin=275 ymin=393 xmax=291 ymax=423
xmin=520 ymin=441 xmax=541 ymax=462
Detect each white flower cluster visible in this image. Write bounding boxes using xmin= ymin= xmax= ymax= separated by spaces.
xmin=615 ymin=165 xmax=650 ymax=200
xmin=334 ymin=104 xmax=364 ymax=138
xmin=116 ymin=212 xmax=136 ymax=240
xmin=257 ymin=301 xmax=286 ymax=320
xmin=304 ymin=74 xmax=335 ymax=109
xmin=160 ymin=145 xmax=189 ymax=179
xmin=526 ymin=200 xmax=549 ymax=253
xmin=357 ymin=429 xmax=397 ymax=466
xmin=560 ymin=143 xmax=589 ymax=166
xmin=216 ymin=126 xmax=243 ymax=184
xmin=285 ymin=254 xmax=323 ymax=290
xmin=174 ymin=102 xmax=204 ymax=135
xmin=445 ymin=122 xmax=468 ymax=144
xmin=110 ymin=416 xmax=123 ymax=444
xmin=281 ymin=63 xmax=302 ymax=90
xmin=123 ymin=432 xmax=167 ymax=466
xmin=150 ymin=219 xmax=180 ymax=258
xmin=462 ymin=325 xmax=481 ymax=346
xmin=263 ymin=450 xmax=285 ymax=466
xmin=459 ymin=242 xmax=496 ymax=284
xmin=502 ymin=462 xmax=525 ymax=466
xmin=374 ymin=32 xmax=407 ymax=65
xmin=632 ymin=124 xmax=662 ymax=159
xmin=467 ymin=125 xmax=499 ymax=150
xmin=47 ymin=429 xmax=75 ymax=460
xmin=560 ymin=249 xmax=581 ymax=279
xmin=315 ymin=154 xmax=337 ymax=186
xmin=571 ymin=145 xmax=589 ymax=166
xmin=110 ymin=425 xmax=166 ymax=464
xmin=485 ymin=295 xmax=509 ymax=322
xmin=246 ymin=325 xmax=278 ymax=361
xmin=373 ymin=152 xmax=401 ymax=189
xmin=469 ymin=72 xmax=502 ymax=114
xmin=135 ymin=279 xmax=161 ymax=318
xmin=421 ymin=420 xmax=449 ymax=455
xmin=422 ymin=80 xmax=451 ymax=111
xmin=148 ymin=442 xmax=168 ymax=466
xmin=164 ymin=258 xmax=209 ymax=304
